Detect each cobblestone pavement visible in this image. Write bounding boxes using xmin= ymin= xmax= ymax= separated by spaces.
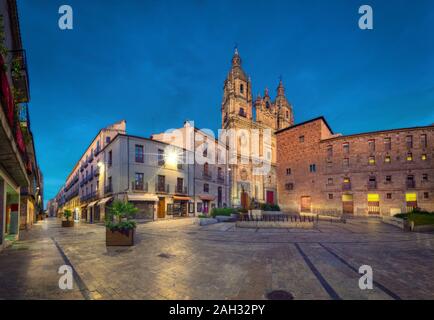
xmin=1 ymin=217 xmax=434 ymax=300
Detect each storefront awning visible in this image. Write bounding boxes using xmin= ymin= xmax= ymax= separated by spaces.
xmin=97 ymin=197 xmax=112 ymax=206
xmin=128 ymin=194 xmax=159 ymax=202
xmin=198 ymin=194 xmax=216 ymax=201
xmin=88 ymin=200 xmax=99 ymax=207
xmin=173 ymin=196 xmax=192 ymax=201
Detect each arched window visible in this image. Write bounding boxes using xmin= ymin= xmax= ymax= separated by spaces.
xmin=240 ymin=84 xmax=244 ymax=94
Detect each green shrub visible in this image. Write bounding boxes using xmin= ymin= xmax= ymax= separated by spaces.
xmin=198 ymin=214 xmax=208 ymax=218
xmin=105 ymin=200 xmax=138 ymax=231
xmin=63 ymin=209 xmax=72 ymax=221
xmin=211 ymin=208 xmax=235 ymax=217
xmin=259 ymin=203 xmax=281 ymax=211
xmin=237 ymin=208 xmax=248 ymax=214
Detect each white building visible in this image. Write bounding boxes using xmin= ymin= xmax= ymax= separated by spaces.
xmin=152 ymin=121 xmax=230 ymax=215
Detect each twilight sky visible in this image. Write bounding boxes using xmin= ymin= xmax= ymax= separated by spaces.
xmin=17 ymin=0 xmax=434 ymax=205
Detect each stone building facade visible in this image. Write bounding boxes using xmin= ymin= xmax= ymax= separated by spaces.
xmin=276 ymin=117 xmax=434 ymax=216
xmin=221 ymin=49 xmax=293 ymax=207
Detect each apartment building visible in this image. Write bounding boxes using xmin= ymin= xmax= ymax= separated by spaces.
xmin=276 ymin=117 xmax=434 ymax=216
xmin=55 ymin=120 xmax=126 ymax=222
xmin=101 ymin=134 xmax=194 ymax=219
xmin=1 ymin=0 xmax=43 ymax=248
xmin=152 ymin=121 xmax=230 ymax=214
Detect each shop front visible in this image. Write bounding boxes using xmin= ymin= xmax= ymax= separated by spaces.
xmin=198 ymin=195 xmax=216 ymax=215
xmin=127 ymin=194 xmax=158 ymax=220
xmin=173 ymin=196 xmax=192 ymax=217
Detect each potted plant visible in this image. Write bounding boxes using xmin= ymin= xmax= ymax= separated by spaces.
xmin=105 ymin=200 xmax=138 ymax=246
xmin=62 ymin=209 xmax=74 ymax=227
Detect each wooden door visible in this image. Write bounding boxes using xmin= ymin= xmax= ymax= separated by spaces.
xmin=300 ymin=196 xmax=311 ymax=213
xmin=241 ymin=192 xmax=248 ymax=209
xmin=158 ymin=198 xmax=166 ymax=218
xmin=266 ymin=191 xmax=274 ymax=205
xmin=342 ymin=194 xmax=354 ymax=214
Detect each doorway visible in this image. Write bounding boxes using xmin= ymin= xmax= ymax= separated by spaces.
xmin=405 ymin=193 xmax=417 ymax=213
xmin=342 ymin=194 xmax=354 ymax=214
xmin=300 ymin=196 xmax=311 ymax=213
xmin=241 ymin=192 xmax=248 ymax=209
xmin=158 ymin=197 xmax=166 ymax=218
xmin=266 ymin=191 xmax=274 ymax=205
xmin=367 ymin=194 xmax=380 ymax=215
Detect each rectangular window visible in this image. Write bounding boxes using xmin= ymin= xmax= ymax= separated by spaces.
xmin=108 ymin=150 xmax=112 ymax=166
xmin=384 ymin=155 xmax=391 ymax=163
xmin=424 ymin=192 xmax=429 ymax=199
xmin=327 ymin=145 xmax=333 ymax=158
xmin=328 ymin=194 xmax=333 ymax=200
xmin=386 ymin=193 xmax=392 ymax=199
xmin=286 ymin=168 xmax=291 ymax=175
xmin=406 ymin=135 xmax=413 ymax=148
xmin=343 ymin=142 xmax=349 ymax=154
xmin=368 ymin=139 xmax=375 ymax=152
xmin=203 ymin=183 xmax=209 ymax=193
xmin=299 ymin=135 xmax=304 ymax=143
xmin=421 ymin=134 xmax=427 ymax=148
xmin=327 ymin=178 xmax=333 ymax=185
xmin=406 ymin=152 xmax=413 ymax=162
xmin=309 ymin=164 xmax=316 ymax=173
xmin=285 ymin=183 xmax=293 ymax=191
xmin=197 ymin=202 xmax=203 ymax=212
xmin=421 ymin=154 xmax=427 ymax=161
xmin=422 ymin=174 xmax=428 ymax=181
xmin=157 ymin=175 xmax=165 ymax=192
xmin=106 ymin=136 xmax=111 ymax=144
xmin=386 ymin=175 xmax=392 ymax=183
xmin=384 ymin=137 xmax=391 ymax=151
xmin=135 ymin=173 xmax=144 ymax=190
xmin=135 ymin=145 xmax=144 ymax=163
xmin=158 ymin=149 xmax=165 ymax=166
xmin=343 ymin=158 xmax=349 ymax=167
xmin=176 ymin=178 xmax=184 ymax=193
xmin=368 ymin=156 xmax=375 ymax=165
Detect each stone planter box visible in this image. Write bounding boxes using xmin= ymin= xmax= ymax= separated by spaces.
xmin=106 ymin=228 xmax=135 ymax=246
xmin=196 ymin=218 xmax=218 ymax=226
xmin=61 ymin=220 xmax=74 ymax=227
xmin=236 ymin=220 xmax=315 ymax=229
xmin=215 ymin=215 xmax=236 ymax=222
xmin=410 ymin=222 xmax=434 ymax=233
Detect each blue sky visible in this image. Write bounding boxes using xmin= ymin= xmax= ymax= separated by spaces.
xmin=18 ymin=0 xmax=434 ymax=205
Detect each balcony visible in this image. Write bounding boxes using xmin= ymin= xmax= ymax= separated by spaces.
xmin=155 ymin=183 xmax=169 ymax=193
xmin=367 ymin=181 xmax=377 ymax=190
xmin=406 ymin=180 xmax=416 ymax=189
xmin=175 ymin=185 xmax=188 ymax=195
xmin=94 ymin=168 xmax=100 ymax=177
xmin=10 ymin=50 xmax=30 ymax=103
xmin=203 ymin=171 xmax=212 ymax=180
xmin=132 ymin=181 xmax=148 ymax=192
xmin=217 ymin=175 xmax=224 ymax=183
xmin=104 ymin=184 xmax=113 ymax=194
xmin=94 ymin=146 xmax=101 ymax=156
xmin=80 ymin=191 xmax=97 ymax=202
xmin=342 ymin=183 xmax=352 ymax=191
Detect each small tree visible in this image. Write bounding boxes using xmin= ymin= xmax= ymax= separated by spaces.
xmin=63 ymin=209 xmax=72 ymax=221
xmin=105 ymin=200 xmax=138 ymax=231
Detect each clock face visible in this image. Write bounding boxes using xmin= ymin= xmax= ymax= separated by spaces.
xmin=240 ymin=168 xmax=248 ymax=181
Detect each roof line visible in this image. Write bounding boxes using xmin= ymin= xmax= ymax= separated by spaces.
xmin=275 ymin=116 xmax=334 ymax=135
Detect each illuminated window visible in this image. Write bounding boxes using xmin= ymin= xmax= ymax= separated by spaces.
xmin=421 ymin=154 xmax=427 ymax=161
xmin=406 ymin=153 xmax=413 ymax=161
xmin=343 ymin=177 xmax=350 ymax=183
xmin=368 ymin=156 xmax=375 ymax=165
xmin=384 ymin=155 xmax=391 ymax=163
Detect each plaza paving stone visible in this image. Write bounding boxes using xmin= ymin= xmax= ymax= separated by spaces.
xmin=0 ymin=217 xmax=433 ymax=300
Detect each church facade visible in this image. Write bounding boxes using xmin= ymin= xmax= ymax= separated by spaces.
xmin=221 ymin=49 xmax=294 ymax=208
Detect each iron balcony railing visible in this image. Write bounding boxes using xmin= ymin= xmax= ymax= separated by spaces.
xmin=104 ymin=185 xmax=113 ymax=194
xmin=217 ymin=175 xmax=224 ymax=183
xmin=175 ymin=185 xmax=188 ymax=194
xmin=155 ymin=183 xmax=170 ymax=193
xmin=132 ymin=181 xmax=148 ymax=192
xmin=367 ymin=181 xmax=377 ymax=190
xmin=10 ymin=50 xmax=30 ymax=103
xmin=406 ymin=181 xmax=416 ymax=189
